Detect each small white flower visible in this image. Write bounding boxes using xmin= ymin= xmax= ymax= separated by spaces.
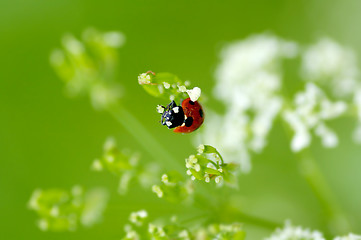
xmin=103 ymin=137 xmax=116 ymax=151
xmin=125 ymin=230 xmax=139 ymax=240
xmin=138 ymin=73 xmax=151 ymax=84
xmin=91 ymin=159 xmax=103 ymax=171
xmin=207 ymin=163 xmax=216 ymax=170
xmin=194 ymin=164 xmax=201 ymax=172
xmin=156 ymin=105 xmax=164 ymax=114
xmin=38 ymin=219 xmax=49 ymax=231
xmin=178 ymin=85 xmax=187 ymax=92
xmin=129 ymin=210 xmax=148 ymax=226
xmin=265 ymin=221 xmax=325 ymax=240
xmin=215 ymin=176 xmax=223 ymax=184
xmin=197 ymin=144 xmax=205 ymax=154
xmin=186 ymin=87 xmax=201 ymax=101
xmin=315 ymin=123 xmax=338 ymax=148
xmin=301 ymin=38 xmax=359 ymax=97
xmin=163 ymin=82 xmax=171 ymax=89
xmin=152 ymin=185 xmax=163 ymax=198
xmin=334 ymin=233 xmax=361 ymax=240
xmin=28 ymin=189 xmax=42 ymax=210
xmin=161 ymin=174 xmax=169 ymax=183
xmin=62 ymin=35 xmax=85 ymax=55
xmin=205 ymin=176 xmax=210 ymax=183
xmin=178 ymin=229 xmax=191 ymax=239
xmin=50 ymin=206 xmax=60 ymax=217
xmin=283 ymin=83 xmax=346 ymax=152
xmin=105 ymin=155 xmax=114 ymax=163
xmin=185 ymin=155 xmax=198 ymax=169
xmin=103 ymin=31 xmax=125 ymax=47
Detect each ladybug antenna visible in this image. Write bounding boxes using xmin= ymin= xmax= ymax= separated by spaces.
xmin=145 ymin=70 xmax=156 ymax=76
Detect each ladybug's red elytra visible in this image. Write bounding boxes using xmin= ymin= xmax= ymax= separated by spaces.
xmin=158 ymin=97 xmax=204 ymax=133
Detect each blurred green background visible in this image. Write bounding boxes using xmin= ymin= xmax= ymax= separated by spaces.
xmin=2 ymin=0 xmax=361 ymax=239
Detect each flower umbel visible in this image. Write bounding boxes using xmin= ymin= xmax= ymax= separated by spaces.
xmin=283 ymin=83 xmax=347 ymax=152
xmin=122 ymin=210 xmax=245 ymax=240
xmin=50 ymin=28 xmax=124 ymax=110
xmin=92 ymin=137 xmax=159 ymax=194
xmin=265 ymin=221 xmax=325 ymax=240
xmin=151 ymin=171 xmax=194 ymax=203
xmin=185 ymin=144 xmax=238 ymax=186
xmin=28 ymin=186 xmax=108 ymax=231
xmin=199 ymin=34 xmax=297 ymax=172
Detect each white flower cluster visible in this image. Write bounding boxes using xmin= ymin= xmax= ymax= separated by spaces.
xmin=184 ymin=145 xmax=238 ymax=186
xmin=129 ymin=210 xmax=148 ymax=226
xmin=138 ymin=72 xmax=198 ymax=103
xmin=138 ymin=73 xmax=152 ymax=85
xmin=266 ymin=222 xmax=361 ymax=240
xmin=123 ymin=211 xmax=245 ymax=240
xmin=301 ymin=38 xmax=361 ymax=143
xmin=265 ymin=223 xmax=325 ymax=240
xmin=50 ymin=28 xmax=124 ymax=110
xmin=301 ymin=38 xmax=360 ymax=97
xmin=334 ymin=234 xmax=361 ymax=240
xmin=28 ymin=186 xmax=108 ymax=232
xmin=199 ymin=33 xmax=361 ymax=172
xmin=151 ymin=172 xmax=194 ymax=203
xmin=92 ymin=137 xmax=159 ymax=195
xmin=200 ymin=34 xmax=298 ymax=172
xmin=283 ymin=83 xmax=347 ymax=152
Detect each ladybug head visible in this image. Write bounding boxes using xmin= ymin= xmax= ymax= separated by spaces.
xmin=157 ymin=101 xmax=185 ymax=129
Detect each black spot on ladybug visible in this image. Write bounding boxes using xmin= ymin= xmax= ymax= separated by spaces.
xmin=199 ymin=109 xmax=203 ymax=118
xmin=185 ymin=117 xmax=193 ymax=127
xmin=189 ymin=100 xmax=195 ymax=105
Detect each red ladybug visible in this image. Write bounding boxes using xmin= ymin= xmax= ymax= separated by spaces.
xmin=157 ymin=98 xmax=204 ymax=133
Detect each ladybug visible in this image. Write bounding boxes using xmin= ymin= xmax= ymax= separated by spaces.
xmin=157 ymin=98 xmax=204 ymax=133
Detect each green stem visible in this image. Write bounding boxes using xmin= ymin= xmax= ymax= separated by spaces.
xmin=216 ymin=150 xmax=225 ymax=165
xmin=297 ymin=151 xmax=351 ymax=234
xmin=227 ymin=209 xmax=281 ymax=230
xmin=207 ymin=160 xmax=219 ymax=169
xmin=281 ymin=120 xmax=351 ymax=234
xmin=107 ymin=104 xmax=181 ymax=170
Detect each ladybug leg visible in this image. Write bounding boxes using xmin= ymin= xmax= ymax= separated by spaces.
xmin=167 ymin=100 xmax=178 ymax=110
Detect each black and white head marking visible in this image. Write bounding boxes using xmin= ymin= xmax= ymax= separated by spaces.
xmin=159 ymin=101 xmax=185 ymax=129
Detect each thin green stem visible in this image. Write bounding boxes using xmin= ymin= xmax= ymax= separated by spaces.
xmin=281 ymin=120 xmax=351 ymax=234
xmin=207 ymin=160 xmax=219 ymax=169
xmin=107 ymin=103 xmax=182 ymax=170
xmin=297 ymin=151 xmax=351 ymax=234
xmin=225 ymin=208 xmax=281 ymax=230
xmin=216 ymin=150 xmax=225 ymax=165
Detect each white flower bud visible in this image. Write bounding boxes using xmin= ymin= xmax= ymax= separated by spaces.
xmin=152 ymin=185 xmax=163 ymax=198
xmin=138 ymin=73 xmax=151 ymax=84
xmin=186 ymin=87 xmax=201 ymax=102
xmin=163 ymin=82 xmax=170 ymax=89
